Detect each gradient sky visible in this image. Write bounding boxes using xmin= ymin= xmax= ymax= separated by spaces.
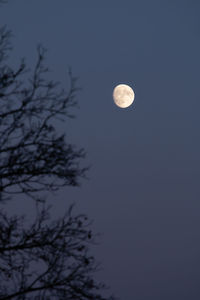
xmin=1 ymin=1 xmax=200 ymax=299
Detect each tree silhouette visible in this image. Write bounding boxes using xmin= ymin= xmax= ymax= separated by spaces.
xmin=0 ymin=25 xmax=116 ymax=300
xmin=0 ymin=26 xmax=86 ymax=202
xmin=0 ymin=204 xmax=115 ymax=300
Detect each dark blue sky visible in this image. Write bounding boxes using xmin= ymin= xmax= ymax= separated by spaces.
xmin=1 ymin=1 xmax=200 ymax=299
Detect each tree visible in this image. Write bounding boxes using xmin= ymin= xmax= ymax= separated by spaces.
xmin=0 ymin=204 xmax=115 ymax=300
xmin=0 ymin=26 xmax=86 ymax=202
xmin=0 ymin=25 xmax=116 ymax=300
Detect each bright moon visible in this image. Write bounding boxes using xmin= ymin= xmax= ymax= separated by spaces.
xmin=113 ymin=84 xmax=135 ymax=108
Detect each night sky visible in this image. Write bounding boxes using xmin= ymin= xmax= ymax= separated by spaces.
xmin=1 ymin=1 xmax=200 ymax=299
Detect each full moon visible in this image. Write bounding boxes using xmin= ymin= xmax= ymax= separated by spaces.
xmin=113 ymin=84 xmax=135 ymax=108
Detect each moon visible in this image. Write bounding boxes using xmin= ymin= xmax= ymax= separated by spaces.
xmin=113 ymin=84 xmax=135 ymax=108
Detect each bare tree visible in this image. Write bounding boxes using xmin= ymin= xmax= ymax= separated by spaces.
xmin=0 ymin=26 xmax=117 ymax=300
xmin=0 ymin=204 xmax=115 ymax=300
xmin=0 ymin=26 xmax=86 ymax=202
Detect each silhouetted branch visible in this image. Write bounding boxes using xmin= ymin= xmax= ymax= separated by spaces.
xmin=0 ymin=204 xmax=115 ymax=300
xmin=0 ymin=20 xmax=117 ymax=300
xmin=0 ymin=29 xmax=86 ymax=201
